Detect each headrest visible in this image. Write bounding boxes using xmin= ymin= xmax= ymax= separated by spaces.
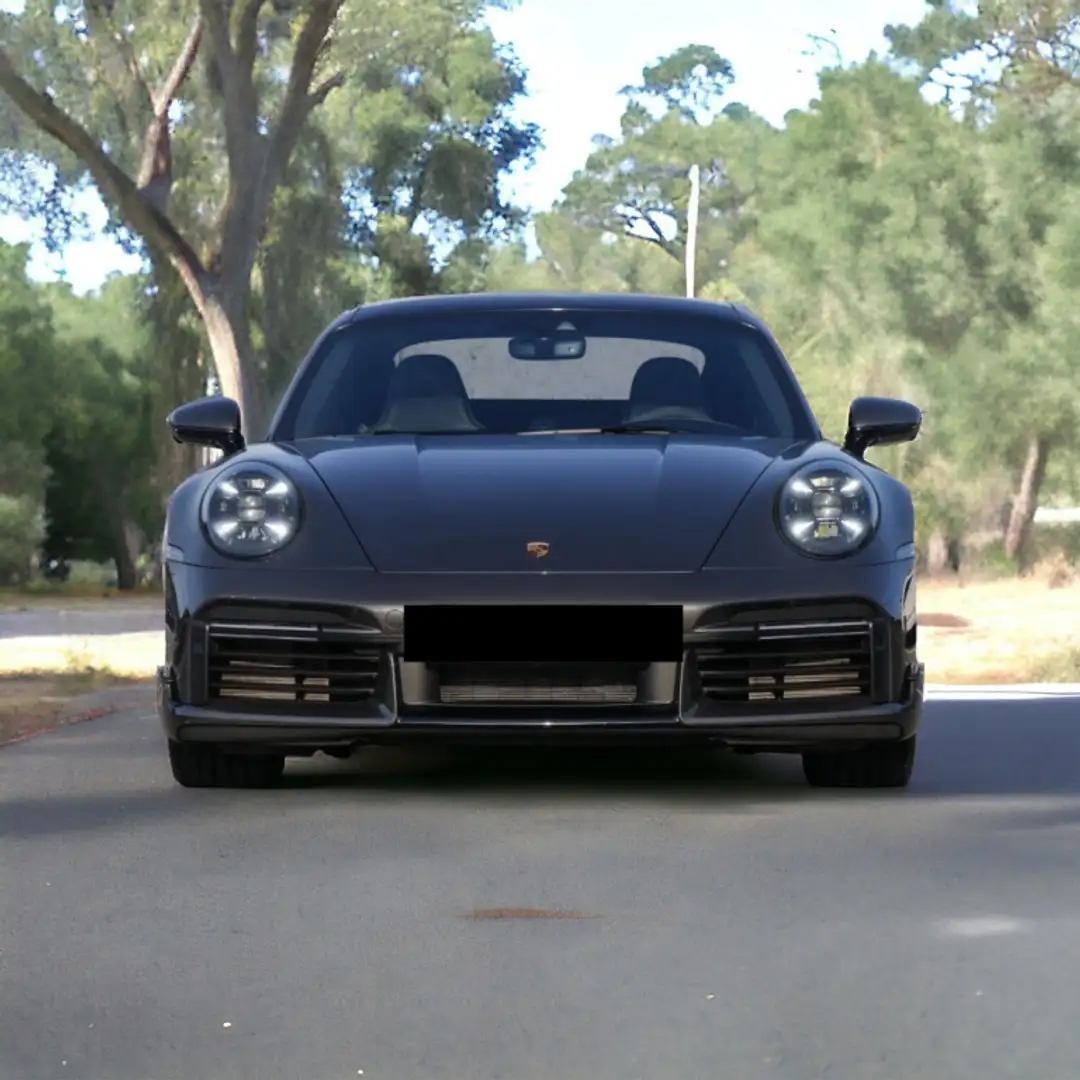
xmin=373 ymin=352 xmax=483 ymax=433
xmin=628 ymin=355 xmax=706 ymax=410
xmin=388 ymin=353 xmax=469 ymax=399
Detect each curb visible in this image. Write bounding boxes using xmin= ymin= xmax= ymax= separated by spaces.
xmin=926 ymin=683 xmax=1080 ymax=698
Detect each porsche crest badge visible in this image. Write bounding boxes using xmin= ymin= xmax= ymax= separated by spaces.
xmin=526 ymin=541 xmax=550 ymax=558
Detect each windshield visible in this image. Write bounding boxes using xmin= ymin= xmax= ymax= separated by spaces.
xmin=272 ymin=308 xmax=817 ymax=441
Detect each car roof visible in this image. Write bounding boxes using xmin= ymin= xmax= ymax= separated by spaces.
xmin=341 ymin=291 xmax=767 ymax=330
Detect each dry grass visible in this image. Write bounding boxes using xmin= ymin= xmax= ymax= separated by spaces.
xmin=0 ymin=671 xmax=147 ymax=745
xmin=919 ymin=568 xmax=1080 ymax=683
xmin=0 ymin=632 xmax=163 ymax=679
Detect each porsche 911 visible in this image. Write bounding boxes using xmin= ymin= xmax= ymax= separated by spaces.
xmin=158 ymin=292 xmax=924 ymax=790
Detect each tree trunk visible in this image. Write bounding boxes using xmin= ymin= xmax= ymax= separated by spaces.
xmin=1 ymin=4 xmax=345 ymax=450
xmin=946 ymin=537 xmax=962 ymax=573
xmin=170 ymin=266 xmax=267 ymax=442
xmin=1004 ymin=434 xmax=1050 ymax=571
xmin=112 ymin=530 xmax=137 ymax=590
xmin=188 ymin=283 xmax=267 ymax=441
xmin=924 ymin=529 xmax=951 ymax=575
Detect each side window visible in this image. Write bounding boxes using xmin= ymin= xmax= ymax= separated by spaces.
xmin=700 ymin=329 xmax=798 ymax=436
xmin=736 ymin=332 xmax=798 ymax=435
xmin=291 ymin=333 xmax=356 ymax=438
xmin=291 ymin=334 xmax=397 ymax=437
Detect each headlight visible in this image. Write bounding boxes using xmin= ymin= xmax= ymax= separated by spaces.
xmin=200 ymin=463 xmax=301 ymax=558
xmin=777 ymin=462 xmax=879 ymax=558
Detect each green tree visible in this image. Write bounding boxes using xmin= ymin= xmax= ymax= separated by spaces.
xmin=0 ymin=241 xmax=56 ymax=583
xmin=886 ymin=0 xmax=1080 ymax=106
xmin=40 ymin=279 xmax=163 ymax=588
xmin=734 ymin=56 xmax=1016 ymax=570
xmin=0 ymin=0 xmax=537 ymax=436
xmin=553 ymin=46 xmax=774 ymax=295
xmin=887 ymin=0 xmax=1080 ymax=566
xmin=0 ymin=241 xmax=57 ymax=498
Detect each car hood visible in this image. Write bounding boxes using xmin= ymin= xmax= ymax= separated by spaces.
xmin=295 ymin=435 xmax=797 ymax=572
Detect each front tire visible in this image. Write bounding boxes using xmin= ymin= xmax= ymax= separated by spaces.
xmin=802 ymin=736 xmax=916 ymax=789
xmin=168 ymin=740 xmax=285 ymax=789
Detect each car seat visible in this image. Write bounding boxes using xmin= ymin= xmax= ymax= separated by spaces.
xmin=371 ymin=353 xmax=485 ymax=433
xmin=623 ymin=355 xmax=710 ymax=424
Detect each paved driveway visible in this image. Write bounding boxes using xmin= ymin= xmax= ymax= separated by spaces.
xmin=0 ymin=602 xmax=160 ymax=640
xmin=3 ymin=688 xmax=1080 ymax=1080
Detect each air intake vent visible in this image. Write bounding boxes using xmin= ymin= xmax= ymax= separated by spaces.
xmin=207 ymin=625 xmax=380 ymax=705
xmin=694 ymin=621 xmax=873 ymax=707
xmin=433 ymin=662 xmax=641 ymax=706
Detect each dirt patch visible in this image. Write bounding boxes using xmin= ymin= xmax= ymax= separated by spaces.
xmin=919 ymin=612 xmax=972 ymax=629
xmin=0 ymin=672 xmax=148 ymax=745
xmin=462 ymin=909 xmax=599 ymax=920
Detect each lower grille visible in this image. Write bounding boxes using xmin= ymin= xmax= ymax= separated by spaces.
xmin=432 ymin=662 xmax=642 ymax=706
xmin=207 ymin=626 xmax=381 ymax=706
xmin=693 ymin=620 xmax=873 ymax=707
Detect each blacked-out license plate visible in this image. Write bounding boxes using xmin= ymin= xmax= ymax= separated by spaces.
xmin=403 ymin=605 xmax=683 ymax=663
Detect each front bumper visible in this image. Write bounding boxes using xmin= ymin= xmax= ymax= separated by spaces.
xmin=159 ymin=665 xmax=923 ymax=750
xmin=158 ymin=560 xmax=922 ymax=754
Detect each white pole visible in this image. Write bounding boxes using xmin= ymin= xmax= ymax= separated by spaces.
xmin=685 ymin=163 xmax=701 ymax=298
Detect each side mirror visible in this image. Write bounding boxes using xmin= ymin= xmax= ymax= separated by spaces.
xmin=843 ymin=396 xmax=922 ymax=460
xmin=167 ymin=396 xmax=245 ymax=457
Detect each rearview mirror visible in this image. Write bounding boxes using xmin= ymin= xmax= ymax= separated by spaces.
xmin=167 ymin=396 xmax=245 ymax=457
xmin=508 ymin=330 xmax=587 ymax=361
xmin=843 ymin=396 xmax=922 ymax=460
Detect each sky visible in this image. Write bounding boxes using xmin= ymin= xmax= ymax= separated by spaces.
xmin=0 ymin=0 xmax=931 ymax=293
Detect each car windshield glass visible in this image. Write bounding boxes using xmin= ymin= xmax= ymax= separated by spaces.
xmin=273 ymin=308 xmax=815 ymax=441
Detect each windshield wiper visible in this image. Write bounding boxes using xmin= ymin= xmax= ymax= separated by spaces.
xmin=365 ymin=428 xmax=484 ymax=436
xmin=520 ymin=424 xmax=698 ymax=436
xmin=597 ymin=423 xmax=698 ymax=435
xmin=599 ymin=418 xmax=748 ymax=435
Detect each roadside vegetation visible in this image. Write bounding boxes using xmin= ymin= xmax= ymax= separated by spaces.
xmin=0 ymin=559 xmax=160 ymax=608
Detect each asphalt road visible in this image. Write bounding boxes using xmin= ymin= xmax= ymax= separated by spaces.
xmin=4 ymin=688 xmax=1080 ymax=1080
xmin=0 ymin=603 xmax=160 ymax=639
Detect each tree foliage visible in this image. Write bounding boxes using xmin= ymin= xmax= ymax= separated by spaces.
xmin=0 ymin=241 xmax=57 ymax=498
xmin=554 ymin=42 xmax=768 ymax=295
xmin=0 ymin=242 xmax=164 ymax=585
xmin=0 ymin=0 xmax=538 ymax=435
xmin=40 ymin=276 xmax=163 ymax=586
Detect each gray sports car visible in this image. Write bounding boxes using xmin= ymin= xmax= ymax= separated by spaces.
xmin=159 ymin=292 xmax=924 ymax=790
